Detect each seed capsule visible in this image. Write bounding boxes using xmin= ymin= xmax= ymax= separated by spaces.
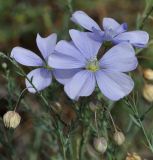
xmin=143 ymin=68 xmax=153 ymax=80
xmin=143 ymin=84 xmax=153 ymax=102
xmin=113 ymin=131 xmax=125 ymax=145
xmin=89 ymin=102 xmax=98 ymax=112
xmin=2 ymin=62 xmax=7 ymax=69
xmin=3 ymin=111 xmax=21 ymax=129
xmin=93 ymin=137 xmax=107 ymax=153
xmin=125 ymin=152 xmax=141 ymax=160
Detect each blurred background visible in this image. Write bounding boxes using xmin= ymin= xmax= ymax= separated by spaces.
xmin=0 ymin=0 xmax=153 ymax=160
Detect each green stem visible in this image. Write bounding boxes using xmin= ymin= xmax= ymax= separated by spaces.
xmin=125 ymin=97 xmax=153 ymax=152
xmin=61 ymin=138 xmax=67 ymax=160
xmin=139 ymin=5 xmax=153 ymax=29
xmin=107 ymin=108 xmax=117 ymax=132
xmin=58 ymin=128 xmax=67 ymax=160
xmin=67 ymin=0 xmax=73 ymax=14
xmin=138 ymin=118 xmax=153 ymax=152
xmin=145 ymin=105 xmax=153 ymax=115
xmin=94 ymin=111 xmax=100 ymax=137
xmin=79 ymin=126 xmax=90 ymax=160
xmin=14 ymin=87 xmax=29 ymax=111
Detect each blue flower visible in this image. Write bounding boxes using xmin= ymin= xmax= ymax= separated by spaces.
xmin=71 ymin=11 xmax=149 ymax=48
xmin=11 ymin=33 xmax=68 ymax=93
xmin=48 ymin=30 xmax=138 ymax=101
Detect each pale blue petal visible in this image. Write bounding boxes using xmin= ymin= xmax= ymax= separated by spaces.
xmin=99 ymin=43 xmax=138 ymax=72
xmin=113 ymin=31 xmax=149 ymax=48
xmin=11 ymin=47 xmax=43 ymax=66
xmin=96 ymin=69 xmax=134 ymax=101
xmin=64 ymin=70 xmax=96 ymax=100
xmin=53 ymin=69 xmax=81 ymax=85
xmin=71 ymin=10 xmax=101 ymax=31
xmin=48 ymin=52 xmax=85 ymax=69
xmin=36 ymin=33 xmax=57 ymax=60
xmin=69 ymin=29 xmax=101 ymax=60
xmin=55 ymin=40 xmax=86 ymax=63
xmin=115 ymin=23 xmax=128 ymax=35
xmin=25 ymin=68 xmax=52 ymax=93
xmin=91 ymin=27 xmax=104 ymax=42
xmin=103 ymin=18 xmax=120 ymax=31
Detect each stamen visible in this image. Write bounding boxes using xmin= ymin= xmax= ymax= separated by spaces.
xmin=86 ymin=57 xmax=100 ymax=72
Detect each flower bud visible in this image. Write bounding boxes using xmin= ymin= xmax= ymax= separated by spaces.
xmin=53 ymin=102 xmax=62 ymax=114
xmin=93 ymin=137 xmax=107 ymax=153
xmin=126 ymin=152 xmax=141 ymax=160
xmin=143 ymin=68 xmax=153 ymax=80
xmin=89 ymin=102 xmax=98 ymax=112
xmin=143 ymin=84 xmax=153 ymax=102
xmin=2 ymin=62 xmax=7 ymax=69
xmin=3 ymin=111 xmax=21 ymax=129
xmin=113 ymin=131 xmax=125 ymax=145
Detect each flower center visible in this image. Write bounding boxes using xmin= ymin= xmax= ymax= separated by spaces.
xmin=86 ymin=57 xmax=100 ymax=72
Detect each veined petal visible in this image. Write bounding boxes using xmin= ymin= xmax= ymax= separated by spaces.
xmin=11 ymin=47 xmax=43 ymax=66
xmin=99 ymin=43 xmax=138 ymax=72
xmin=113 ymin=31 xmax=149 ymax=48
xmin=96 ymin=69 xmax=134 ymax=101
xmin=48 ymin=52 xmax=85 ymax=69
xmin=69 ymin=29 xmax=101 ymax=60
xmin=55 ymin=40 xmax=86 ymax=63
xmin=115 ymin=23 xmax=128 ymax=35
xmin=64 ymin=70 xmax=96 ymax=100
xmin=36 ymin=33 xmax=57 ymax=60
xmin=53 ymin=68 xmax=81 ymax=85
xmin=91 ymin=27 xmax=104 ymax=42
xmin=71 ymin=10 xmax=101 ymax=31
xmin=103 ymin=18 xmax=120 ymax=31
xmin=25 ymin=68 xmax=52 ymax=93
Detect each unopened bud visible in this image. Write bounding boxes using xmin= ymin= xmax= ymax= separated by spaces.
xmin=126 ymin=152 xmax=141 ymax=160
xmin=143 ymin=84 xmax=153 ymax=102
xmin=89 ymin=102 xmax=98 ymax=112
xmin=3 ymin=111 xmax=21 ymax=129
xmin=53 ymin=102 xmax=62 ymax=113
xmin=143 ymin=68 xmax=153 ymax=80
xmin=89 ymin=101 xmax=101 ymax=112
xmin=2 ymin=62 xmax=7 ymax=69
xmin=93 ymin=137 xmax=107 ymax=153
xmin=113 ymin=131 xmax=125 ymax=145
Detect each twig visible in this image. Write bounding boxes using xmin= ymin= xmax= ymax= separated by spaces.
xmin=139 ymin=5 xmax=153 ymax=29
xmin=14 ymin=87 xmax=29 ymax=111
xmin=125 ymin=96 xmax=153 ymax=152
xmin=94 ymin=111 xmax=100 ymax=137
xmin=138 ymin=118 xmax=153 ymax=152
xmin=79 ymin=125 xmax=90 ymax=160
xmin=59 ymin=130 xmax=67 ymax=160
xmin=67 ymin=0 xmax=73 ymax=14
xmin=104 ymin=106 xmax=117 ymax=132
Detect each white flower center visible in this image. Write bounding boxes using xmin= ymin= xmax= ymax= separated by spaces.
xmin=86 ymin=57 xmax=100 ymax=72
